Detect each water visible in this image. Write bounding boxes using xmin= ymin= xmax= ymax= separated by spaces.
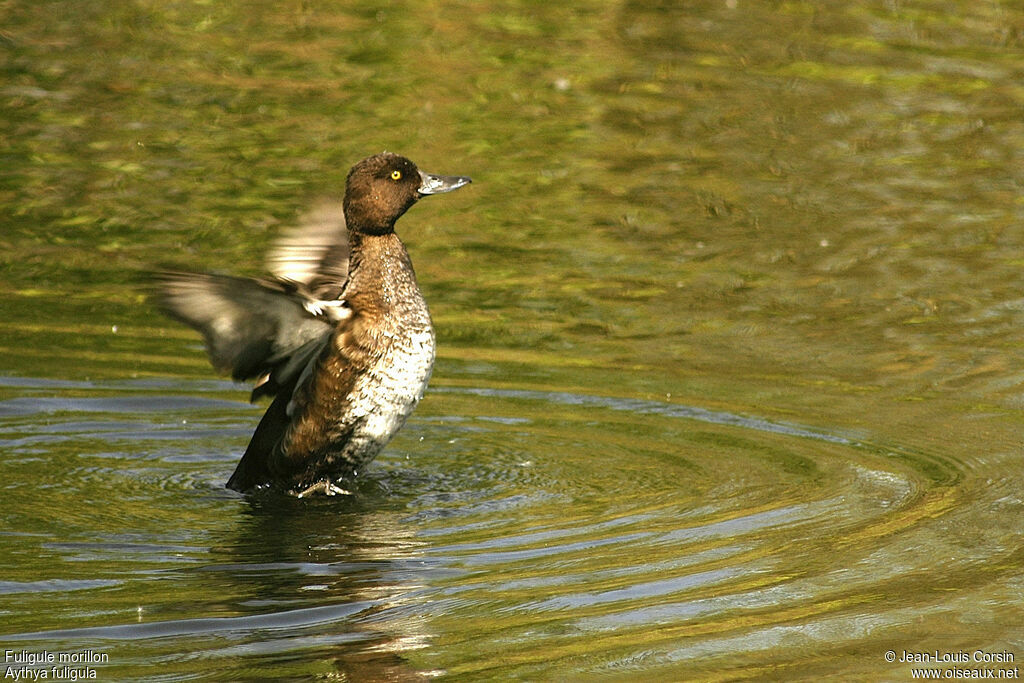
xmin=2 ymin=0 xmax=1023 ymax=680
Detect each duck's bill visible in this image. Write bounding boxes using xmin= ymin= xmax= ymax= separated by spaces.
xmin=418 ymin=171 xmax=472 ymax=195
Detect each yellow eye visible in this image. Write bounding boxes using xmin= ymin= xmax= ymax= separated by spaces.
xmin=390 ymin=170 xmax=402 ymax=180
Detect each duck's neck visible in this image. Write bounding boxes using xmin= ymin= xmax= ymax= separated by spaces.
xmin=344 ymin=230 xmax=424 ymax=321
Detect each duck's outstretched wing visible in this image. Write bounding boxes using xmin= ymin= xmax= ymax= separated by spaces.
xmin=157 ymin=201 xmax=351 ymax=380
xmin=156 ymin=271 xmax=343 ymax=493
xmin=266 ymin=200 xmax=350 ymax=301
xmin=156 ymin=202 xmax=356 ymax=493
xmin=154 ymin=271 xmax=336 ymax=393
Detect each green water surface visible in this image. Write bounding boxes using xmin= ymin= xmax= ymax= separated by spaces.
xmin=1 ymin=1 xmax=1023 ymax=680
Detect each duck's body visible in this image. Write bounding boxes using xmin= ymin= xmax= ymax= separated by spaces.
xmin=157 ymin=153 xmax=470 ymax=495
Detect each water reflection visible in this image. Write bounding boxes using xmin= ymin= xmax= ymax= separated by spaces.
xmin=0 ymin=368 xmax=1012 ymax=678
xmin=206 ymin=495 xmax=438 ymax=680
xmin=0 ymin=377 xmax=439 ymax=678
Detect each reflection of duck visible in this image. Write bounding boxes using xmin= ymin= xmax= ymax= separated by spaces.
xmin=217 ymin=493 xmax=434 ymax=680
xmin=157 ymin=153 xmax=471 ymax=496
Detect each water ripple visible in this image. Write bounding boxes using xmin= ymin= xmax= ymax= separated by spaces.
xmin=0 ymin=378 xmax=988 ymax=681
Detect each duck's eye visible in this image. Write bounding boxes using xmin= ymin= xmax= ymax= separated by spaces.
xmin=390 ymin=170 xmax=402 ymax=180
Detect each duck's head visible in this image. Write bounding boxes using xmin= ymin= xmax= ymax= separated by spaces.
xmin=343 ymin=152 xmax=472 ymax=235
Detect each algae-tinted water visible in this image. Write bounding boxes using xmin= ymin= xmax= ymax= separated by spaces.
xmin=1 ymin=1 xmax=1022 ymax=679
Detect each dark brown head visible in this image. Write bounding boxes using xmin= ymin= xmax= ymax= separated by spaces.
xmin=342 ymin=152 xmax=471 ymax=235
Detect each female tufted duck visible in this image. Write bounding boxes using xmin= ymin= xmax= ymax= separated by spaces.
xmin=157 ymin=153 xmax=471 ymax=496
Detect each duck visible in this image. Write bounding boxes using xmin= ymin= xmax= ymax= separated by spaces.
xmin=156 ymin=152 xmax=471 ymax=496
